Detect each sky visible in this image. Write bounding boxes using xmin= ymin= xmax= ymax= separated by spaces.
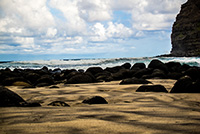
xmin=0 ymin=0 xmax=187 ymax=61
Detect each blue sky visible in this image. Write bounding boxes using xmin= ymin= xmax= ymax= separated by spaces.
xmin=0 ymin=0 xmax=187 ymax=61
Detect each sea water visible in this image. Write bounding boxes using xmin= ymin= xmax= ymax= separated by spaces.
xmin=0 ymin=57 xmax=200 ymax=71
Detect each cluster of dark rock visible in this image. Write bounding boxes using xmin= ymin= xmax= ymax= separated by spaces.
xmin=0 ymin=59 xmax=200 ymax=107
xmin=0 ymin=59 xmax=200 ymax=91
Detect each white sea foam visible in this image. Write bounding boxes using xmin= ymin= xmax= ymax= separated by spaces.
xmin=0 ymin=57 xmax=199 ymax=70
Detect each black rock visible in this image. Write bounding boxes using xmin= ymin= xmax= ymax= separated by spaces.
xmin=41 ymin=66 xmax=49 ymax=71
xmin=52 ymin=73 xmax=63 ymax=81
xmin=86 ymin=67 xmax=104 ymax=75
xmin=112 ymin=69 xmax=133 ymax=80
xmin=78 ymin=69 xmax=85 ymax=73
xmin=165 ymin=62 xmax=181 ymax=72
xmin=48 ymin=101 xmax=70 ymax=107
xmin=184 ymin=67 xmax=200 ymax=81
xmin=0 ymin=86 xmax=26 ymax=107
xmin=104 ymin=66 xmax=124 ymax=73
xmin=131 ymin=63 xmax=146 ymax=70
xmin=66 ymin=73 xmax=95 ymax=84
xmin=167 ymin=72 xmax=183 ymax=80
xmin=148 ymin=59 xmax=168 ymax=73
xmin=25 ymin=72 xmax=40 ymax=84
xmin=63 ymin=69 xmax=77 ymax=74
xmin=133 ymin=68 xmax=154 ymax=78
xmin=64 ymin=71 xmax=80 ymax=80
xmin=180 ymin=64 xmax=191 ymax=72
xmin=82 ymin=96 xmax=108 ymax=104
xmin=121 ymin=63 xmax=131 ymax=69
xmin=35 ymin=75 xmax=54 ymax=86
xmin=136 ymin=85 xmax=168 ymax=93
xmin=191 ymin=79 xmax=200 ymax=93
xmin=95 ymin=71 xmax=111 ymax=81
xmin=170 ymin=76 xmax=193 ymax=93
xmin=150 ymin=69 xmax=167 ymax=79
xmin=52 ymin=68 xmax=62 ymax=74
xmin=0 ymin=69 xmax=16 ymax=79
xmin=120 ymin=77 xmax=151 ymax=85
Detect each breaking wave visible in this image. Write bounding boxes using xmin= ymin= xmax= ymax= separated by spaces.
xmin=0 ymin=57 xmax=199 ymax=70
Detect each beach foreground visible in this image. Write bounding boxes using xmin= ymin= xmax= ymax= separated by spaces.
xmin=1 ymin=79 xmax=200 ymax=134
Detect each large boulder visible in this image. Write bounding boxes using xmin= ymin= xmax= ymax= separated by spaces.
xmin=112 ymin=69 xmax=134 ymax=80
xmin=170 ymin=76 xmax=200 ymax=93
xmin=167 ymin=72 xmax=183 ymax=80
xmin=165 ymin=62 xmax=182 ymax=72
xmin=136 ymin=85 xmax=168 ymax=93
xmin=131 ymin=63 xmax=146 ymax=70
xmin=35 ymin=75 xmax=54 ymax=87
xmin=65 ymin=73 xmax=95 ymax=84
xmin=0 ymin=86 xmax=40 ymax=107
xmin=25 ymin=72 xmax=40 ymax=84
xmin=191 ymin=79 xmax=200 ymax=92
xmin=0 ymin=70 xmax=19 ymax=83
xmin=64 ymin=70 xmax=80 ymax=80
xmin=150 ymin=69 xmax=167 ymax=79
xmin=148 ymin=59 xmax=168 ymax=73
xmin=104 ymin=66 xmax=124 ymax=73
xmin=170 ymin=76 xmax=193 ymax=93
xmin=184 ymin=67 xmax=200 ymax=81
xmin=95 ymin=71 xmax=111 ymax=81
xmin=0 ymin=86 xmax=26 ymax=106
xmin=82 ymin=96 xmax=108 ymax=104
xmin=133 ymin=68 xmax=154 ymax=78
xmin=121 ymin=63 xmax=131 ymax=69
xmin=86 ymin=67 xmax=104 ymax=75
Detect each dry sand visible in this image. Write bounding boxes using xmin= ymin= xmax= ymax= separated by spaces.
xmin=1 ymin=79 xmax=200 ymax=134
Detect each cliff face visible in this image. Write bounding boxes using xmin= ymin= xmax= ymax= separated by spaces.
xmin=171 ymin=0 xmax=200 ymax=57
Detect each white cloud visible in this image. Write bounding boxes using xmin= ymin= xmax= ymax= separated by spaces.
xmin=110 ymin=0 xmax=187 ymax=30
xmin=13 ymin=37 xmax=40 ymax=51
xmin=49 ymin=0 xmax=86 ymax=35
xmin=132 ymin=12 xmax=171 ymax=30
xmin=46 ymin=28 xmax=57 ymax=37
xmin=107 ymin=22 xmax=133 ymax=38
xmin=78 ymin=0 xmax=112 ymax=22
xmin=145 ymin=0 xmax=187 ymax=14
xmin=111 ymin=0 xmax=146 ymax=10
xmin=90 ymin=23 xmax=107 ymax=41
xmin=0 ymin=0 xmax=55 ymax=34
xmin=90 ymin=22 xmax=133 ymax=42
xmin=130 ymin=0 xmax=187 ymax=30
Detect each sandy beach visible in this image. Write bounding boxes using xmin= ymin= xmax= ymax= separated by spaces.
xmin=1 ymin=79 xmax=200 ymax=134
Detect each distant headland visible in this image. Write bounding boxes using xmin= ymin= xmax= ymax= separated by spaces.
xmin=170 ymin=0 xmax=200 ymax=57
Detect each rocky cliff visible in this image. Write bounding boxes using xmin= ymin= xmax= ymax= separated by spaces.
xmin=171 ymin=0 xmax=200 ymax=57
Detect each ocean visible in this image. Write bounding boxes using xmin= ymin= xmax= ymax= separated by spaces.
xmin=0 ymin=57 xmax=200 ymax=71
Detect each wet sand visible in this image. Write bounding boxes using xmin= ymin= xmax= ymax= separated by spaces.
xmin=1 ymin=79 xmax=200 ymax=134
